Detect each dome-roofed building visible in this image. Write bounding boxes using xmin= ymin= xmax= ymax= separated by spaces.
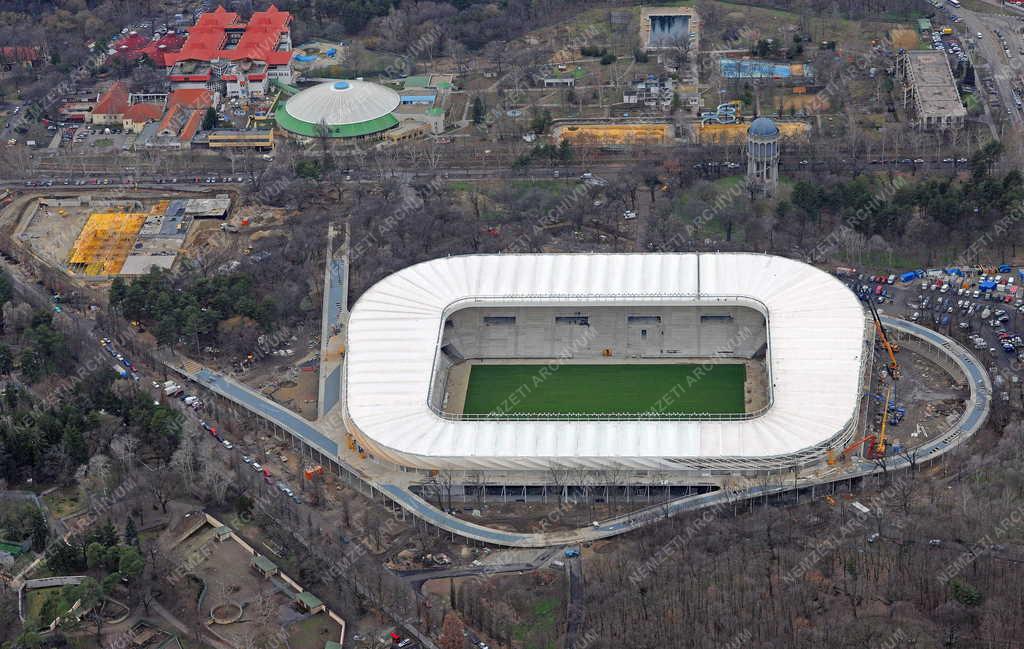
xmin=275 ymin=79 xmax=400 ymax=139
xmin=746 ymin=116 xmax=780 ymax=198
xmin=748 ymin=116 xmax=780 ymax=137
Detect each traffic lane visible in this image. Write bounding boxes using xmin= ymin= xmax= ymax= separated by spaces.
xmin=193 ymin=368 xmax=340 ymax=456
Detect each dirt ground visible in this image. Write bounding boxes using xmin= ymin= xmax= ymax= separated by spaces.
xmin=876 ymin=347 xmax=967 ymax=453
xmin=167 ymin=520 xmax=342 ymax=648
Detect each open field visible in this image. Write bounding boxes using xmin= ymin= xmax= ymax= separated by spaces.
xmin=463 ymin=363 xmax=746 ymax=415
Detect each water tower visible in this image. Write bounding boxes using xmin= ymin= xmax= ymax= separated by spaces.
xmin=746 ymin=117 xmax=780 ymax=198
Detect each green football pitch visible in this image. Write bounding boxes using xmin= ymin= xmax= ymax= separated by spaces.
xmin=462 ymin=363 xmax=746 ymax=416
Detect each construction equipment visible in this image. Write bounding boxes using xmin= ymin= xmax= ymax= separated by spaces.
xmin=866 ymin=298 xmax=900 ymax=379
xmin=827 ymin=434 xmax=880 ymax=465
xmin=875 ymin=383 xmax=894 ymax=455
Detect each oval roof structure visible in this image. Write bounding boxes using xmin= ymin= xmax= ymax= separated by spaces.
xmin=276 ymin=79 xmax=400 ymax=138
xmin=343 ymin=253 xmax=867 ymax=471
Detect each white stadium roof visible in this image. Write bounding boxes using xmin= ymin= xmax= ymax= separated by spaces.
xmin=284 ymin=79 xmax=400 ymax=127
xmin=343 ymin=253 xmax=867 ymax=471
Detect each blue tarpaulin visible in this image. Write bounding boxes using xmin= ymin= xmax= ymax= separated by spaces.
xmin=999 ymin=264 xmax=1011 ymax=273
xmin=900 ymin=271 xmax=917 ymax=282
xmin=980 ymin=280 xmax=997 ymax=291
xmin=945 ymin=268 xmax=964 ymax=276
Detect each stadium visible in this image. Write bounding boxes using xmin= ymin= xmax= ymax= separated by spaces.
xmin=342 ymin=253 xmax=872 ymax=477
xmin=275 ymin=79 xmax=400 ymax=139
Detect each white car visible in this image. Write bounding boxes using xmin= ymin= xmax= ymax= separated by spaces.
xmin=222 ymin=440 xmax=234 ymax=450
xmin=623 ymin=210 xmax=637 ymax=220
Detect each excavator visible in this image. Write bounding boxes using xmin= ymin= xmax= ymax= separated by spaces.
xmin=827 ymin=383 xmax=894 ymax=465
xmin=866 ymin=298 xmax=900 ymax=380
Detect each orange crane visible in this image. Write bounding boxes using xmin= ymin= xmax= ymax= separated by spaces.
xmin=827 ymin=434 xmax=878 ymax=465
xmin=827 ymin=382 xmax=895 ymax=465
xmin=866 ymin=298 xmax=900 ymax=379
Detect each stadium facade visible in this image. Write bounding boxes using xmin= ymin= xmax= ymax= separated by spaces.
xmin=342 ymin=253 xmax=872 ymax=475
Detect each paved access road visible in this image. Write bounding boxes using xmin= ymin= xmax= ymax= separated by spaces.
xmin=171 ymin=315 xmax=990 ymax=548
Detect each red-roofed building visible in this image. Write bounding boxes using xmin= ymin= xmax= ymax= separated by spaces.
xmin=0 ymin=46 xmax=42 ymax=78
xmin=0 ymin=46 xmax=41 ymax=63
xmin=148 ymin=102 xmax=206 ymax=149
xmin=90 ymin=81 xmax=131 ymax=125
xmin=123 ymin=102 xmax=165 ymax=133
xmin=168 ymin=88 xmax=214 ymax=111
xmin=165 ymin=5 xmax=293 ymax=98
xmin=111 ymin=31 xmax=186 ymax=68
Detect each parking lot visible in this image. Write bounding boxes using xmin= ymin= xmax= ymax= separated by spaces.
xmin=842 ymin=268 xmax=1024 ymax=402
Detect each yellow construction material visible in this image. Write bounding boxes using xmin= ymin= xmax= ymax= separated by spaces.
xmin=554 ymin=123 xmax=672 ymax=145
xmin=66 ymin=210 xmax=147 ymax=275
xmin=695 ymin=121 xmax=810 ymax=145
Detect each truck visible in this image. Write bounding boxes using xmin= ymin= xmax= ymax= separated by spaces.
xmin=112 ymin=364 xmax=129 ymax=379
xmin=164 ymin=383 xmax=183 ymax=397
xmin=564 ymin=548 xmax=580 ymax=558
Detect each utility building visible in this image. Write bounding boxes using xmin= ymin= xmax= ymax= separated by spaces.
xmin=746 ymin=117 xmax=780 ymax=198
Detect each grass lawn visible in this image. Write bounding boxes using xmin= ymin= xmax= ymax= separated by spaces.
xmin=287 ymin=614 xmax=341 ymax=648
xmin=24 ymin=587 xmax=63 ymax=626
xmin=43 ymin=486 xmax=82 ymax=518
xmin=463 ymin=363 xmax=745 ymax=416
xmin=512 ymin=596 xmax=561 ymax=647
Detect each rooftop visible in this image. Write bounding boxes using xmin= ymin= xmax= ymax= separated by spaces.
xmin=94 ymin=81 xmax=130 ymax=116
xmin=345 ymin=253 xmax=866 ymax=471
xmin=902 ymin=50 xmax=966 ymax=118
xmin=164 ymin=5 xmax=292 ymax=67
xmin=252 ymin=554 xmax=278 ymax=573
xmin=295 ymin=591 xmax=323 ymax=609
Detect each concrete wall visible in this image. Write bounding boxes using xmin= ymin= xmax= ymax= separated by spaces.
xmin=442 ymin=305 xmax=766 ymax=361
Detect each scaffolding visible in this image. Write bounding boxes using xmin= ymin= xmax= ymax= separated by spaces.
xmin=66 ymin=210 xmax=148 ymax=275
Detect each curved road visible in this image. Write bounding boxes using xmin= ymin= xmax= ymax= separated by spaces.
xmin=172 ymin=314 xmax=990 ymax=547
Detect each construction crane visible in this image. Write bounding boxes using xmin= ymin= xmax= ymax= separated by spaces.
xmin=827 ymin=434 xmax=879 ymax=465
xmin=827 ymin=383 xmax=896 ymax=465
xmin=875 ymin=382 xmax=894 ymax=455
xmin=866 ymin=298 xmax=900 ymax=379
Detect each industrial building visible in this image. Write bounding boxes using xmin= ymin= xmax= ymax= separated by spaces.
xmin=342 ymin=253 xmax=870 ymax=474
xmin=165 ymin=5 xmax=293 ymax=99
xmin=897 ymin=50 xmax=966 ymax=130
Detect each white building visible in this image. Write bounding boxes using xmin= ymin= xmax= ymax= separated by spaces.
xmin=343 ymin=253 xmax=869 ymax=474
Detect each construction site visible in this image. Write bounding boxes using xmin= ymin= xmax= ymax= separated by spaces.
xmin=15 ymin=193 xmax=231 ymax=278
xmin=552 ymin=122 xmax=674 ymax=146
xmin=694 ymin=120 xmax=810 ymax=145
